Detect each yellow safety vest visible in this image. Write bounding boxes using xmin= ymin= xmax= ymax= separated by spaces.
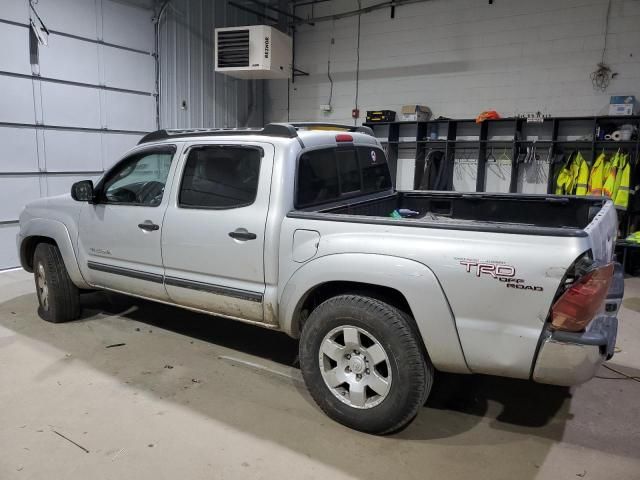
xmin=556 ymin=151 xmax=589 ymax=195
xmin=603 ymin=156 xmax=612 ymax=181
xmin=587 ymin=152 xmax=609 ymax=196
xmin=613 ymin=153 xmax=630 ymax=209
xmin=603 ymin=151 xmax=631 ymax=209
xmin=572 ymin=152 xmax=589 ymax=195
xmin=603 ymin=151 xmax=620 ymax=198
xmin=555 ymin=158 xmax=573 ymax=195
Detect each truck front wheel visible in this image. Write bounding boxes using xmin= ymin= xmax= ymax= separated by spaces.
xmin=299 ymin=294 xmax=433 ymax=434
xmin=33 ymin=243 xmax=81 ymax=323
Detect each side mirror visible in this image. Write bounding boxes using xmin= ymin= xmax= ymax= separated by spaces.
xmin=71 ymin=180 xmax=95 ymax=203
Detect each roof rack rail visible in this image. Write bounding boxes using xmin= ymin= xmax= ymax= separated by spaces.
xmin=137 ymin=123 xmax=298 ymax=145
xmin=289 ymin=122 xmax=374 ymax=136
xmin=137 ymin=122 xmax=374 ymax=145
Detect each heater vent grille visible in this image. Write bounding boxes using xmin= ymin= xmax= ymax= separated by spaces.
xmin=217 ymin=29 xmax=250 ymax=68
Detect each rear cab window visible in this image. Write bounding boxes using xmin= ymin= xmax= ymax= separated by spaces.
xmin=296 ymin=145 xmax=391 ymax=208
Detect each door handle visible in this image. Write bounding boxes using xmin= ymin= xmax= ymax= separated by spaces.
xmin=138 ymin=221 xmax=159 ymax=232
xmin=229 ymin=229 xmax=257 ymax=241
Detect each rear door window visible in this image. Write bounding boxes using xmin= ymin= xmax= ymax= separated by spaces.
xmin=179 ymin=146 xmax=261 ymax=209
xmin=296 ymin=145 xmax=391 ymax=207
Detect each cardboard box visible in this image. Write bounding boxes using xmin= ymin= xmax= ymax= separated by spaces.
xmin=399 ymin=105 xmax=432 ymax=122
xmin=609 ymin=95 xmax=637 ymax=116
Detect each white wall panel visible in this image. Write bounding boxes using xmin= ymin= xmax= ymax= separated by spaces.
xmin=35 ymin=0 xmax=98 ymax=39
xmin=0 ymin=176 xmax=41 ymax=221
xmin=104 ymin=91 xmax=155 ymax=131
xmin=0 ymin=224 xmax=20 ymax=270
xmin=40 ymin=83 xmax=101 ymax=128
xmin=102 ymin=0 xmax=154 ymax=52
xmin=267 ymin=0 xmax=640 ymax=123
xmin=1 ymin=0 xmax=29 ymax=23
xmin=103 ymin=47 xmax=154 ymax=92
xmin=0 ymin=76 xmax=35 ymax=124
xmin=38 ymin=34 xmax=100 ymax=84
xmin=0 ymin=127 xmax=39 ymax=173
xmin=101 ymin=133 xmax=140 ymax=169
xmin=46 ymin=174 xmax=101 ymax=197
xmin=43 ymin=130 xmax=102 ymax=172
xmin=0 ymin=23 xmax=31 ymax=75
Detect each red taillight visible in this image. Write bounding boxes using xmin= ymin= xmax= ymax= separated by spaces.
xmin=335 ymin=134 xmax=353 ymax=142
xmin=551 ymin=263 xmax=614 ymax=332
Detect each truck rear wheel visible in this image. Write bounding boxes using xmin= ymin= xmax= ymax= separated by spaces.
xmin=33 ymin=243 xmax=81 ymax=323
xmin=299 ymin=294 xmax=433 ymax=434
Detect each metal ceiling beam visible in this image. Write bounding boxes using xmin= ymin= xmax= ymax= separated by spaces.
xmin=244 ymin=0 xmax=314 ymax=25
xmin=289 ymin=0 xmax=331 ymax=6
xmin=290 ymin=0 xmax=431 ymax=25
xmin=228 ymin=1 xmax=279 ymax=23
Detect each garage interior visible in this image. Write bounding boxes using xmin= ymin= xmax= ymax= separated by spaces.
xmin=1 ymin=0 xmax=640 ymax=479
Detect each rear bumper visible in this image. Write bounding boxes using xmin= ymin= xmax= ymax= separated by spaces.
xmin=532 ymin=263 xmax=623 ymax=387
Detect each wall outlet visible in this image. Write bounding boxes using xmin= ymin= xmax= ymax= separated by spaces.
xmin=320 ymin=104 xmax=332 ymax=112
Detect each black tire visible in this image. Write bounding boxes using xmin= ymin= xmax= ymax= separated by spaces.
xmin=299 ymin=294 xmax=433 ymax=434
xmin=33 ymin=243 xmax=81 ymax=323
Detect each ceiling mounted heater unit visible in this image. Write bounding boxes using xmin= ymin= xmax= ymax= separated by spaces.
xmin=215 ymin=25 xmax=292 ymax=79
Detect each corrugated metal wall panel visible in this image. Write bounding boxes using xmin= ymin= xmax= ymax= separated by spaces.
xmin=36 ymin=0 xmax=99 ymax=38
xmin=0 ymin=127 xmax=39 ymax=172
xmin=159 ymin=0 xmax=264 ymax=129
xmin=0 ymin=23 xmax=31 ymax=75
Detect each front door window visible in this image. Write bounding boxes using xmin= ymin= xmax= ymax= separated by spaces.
xmin=102 ymin=152 xmax=174 ymax=206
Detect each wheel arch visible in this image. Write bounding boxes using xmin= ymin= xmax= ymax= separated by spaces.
xmin=20 ymin=235 xmax=56 ymax=272
xmin=279 ymin=253 xmax=470 ymax=374
xmin=18 ymin=219 xmax=90 ymax=288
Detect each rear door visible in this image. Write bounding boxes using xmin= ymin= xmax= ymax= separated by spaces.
xmin=161 ymin=143 xmax=273 ymax=323
xmin=77 ymin=145 xmax=177 ymax=300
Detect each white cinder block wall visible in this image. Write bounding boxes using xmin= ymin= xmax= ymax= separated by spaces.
xmin=266 ymin=0 xmax=640 ymax=124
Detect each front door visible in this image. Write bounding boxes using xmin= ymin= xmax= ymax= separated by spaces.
xmin=77 ymin=146 xmax=178 ymax=300
xmin=161 ymin=143 xmax=273 ymax=323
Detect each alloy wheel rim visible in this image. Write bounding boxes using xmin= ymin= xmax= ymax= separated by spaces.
xmin=318 ymin=325 xmax=392 ymax=409
xmin=36 ymin=263 xmax=49 ymax=311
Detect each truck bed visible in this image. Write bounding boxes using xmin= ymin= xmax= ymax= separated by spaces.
xmin=290 ymin=191 xmax=608 ymax=237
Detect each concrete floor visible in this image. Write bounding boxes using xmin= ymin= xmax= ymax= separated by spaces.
xmin=0 ymin=269 xmax=638 ymax=480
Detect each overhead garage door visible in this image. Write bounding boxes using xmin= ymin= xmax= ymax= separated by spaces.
xmin=0 ymin=0 xmax=156 ymax=269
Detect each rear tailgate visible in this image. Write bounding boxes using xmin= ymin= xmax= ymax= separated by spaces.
xmin=532 ymin=199 xmax=622 ymax=386
xmin=583 ymin=199 xmax=618 ymax=264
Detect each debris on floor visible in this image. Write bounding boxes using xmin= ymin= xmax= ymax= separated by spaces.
xmin=105 ymin=343 xmax=126 ymax=348
xmin=52 ymin=430 xmax=89 ymax=453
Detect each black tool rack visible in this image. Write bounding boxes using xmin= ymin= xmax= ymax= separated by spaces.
xmin=364 ymin=115 xmax=640 ymax=194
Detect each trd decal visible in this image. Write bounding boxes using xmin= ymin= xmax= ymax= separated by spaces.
xmin=458 ymin=260 xmax=543 ymax=292
xmin=460 ymin=260 xmax=515 ymax=278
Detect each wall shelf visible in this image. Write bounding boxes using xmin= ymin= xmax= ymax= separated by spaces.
xmin=364 ymin=115 xmax=640 ymax=194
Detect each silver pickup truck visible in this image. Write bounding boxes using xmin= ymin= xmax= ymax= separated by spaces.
xmin=17 ymin=123 xmax=623 ymax=434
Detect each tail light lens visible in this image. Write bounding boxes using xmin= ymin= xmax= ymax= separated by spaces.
xmin=335 ymin=134 xmax=353 ymax=142
xmin=551 ymin=263 xmax=614 ymax=332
